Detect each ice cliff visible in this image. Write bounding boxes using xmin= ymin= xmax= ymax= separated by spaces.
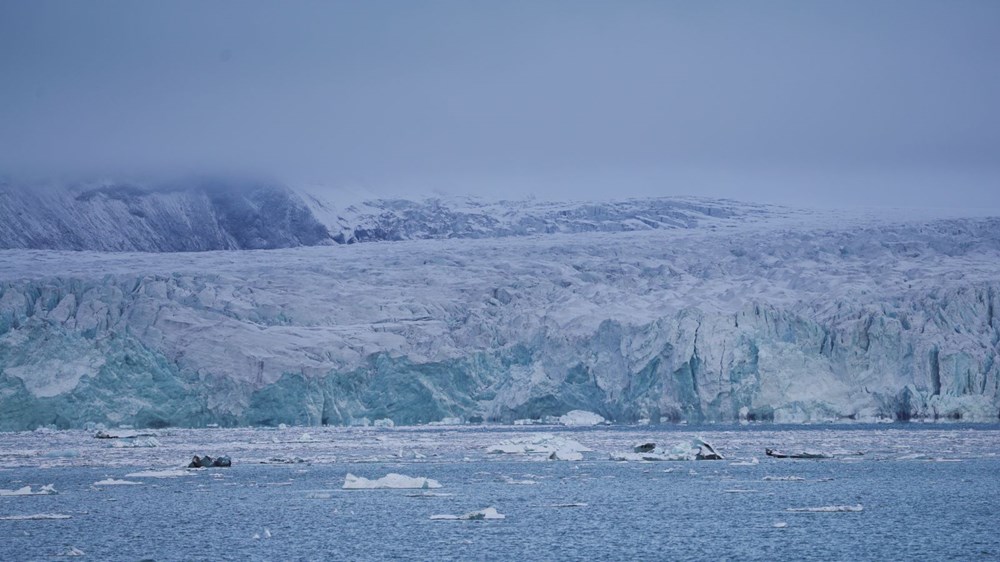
xmin=1 ymin=189 xmax=998 ymax=429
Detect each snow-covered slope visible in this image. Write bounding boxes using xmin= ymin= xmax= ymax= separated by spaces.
xmin=1 ymin=194 xmax=998 ymax=429
xmin=0 ymin=179 xmax=331 ymax=251
xmin=0 ymin=179 xmax=779 ymax=251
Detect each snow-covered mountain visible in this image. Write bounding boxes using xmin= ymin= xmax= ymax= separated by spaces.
xmin=0 ymin=178 xmax=776 ymax=251
xmin=1 ymin=183 xmax=998 ymax=430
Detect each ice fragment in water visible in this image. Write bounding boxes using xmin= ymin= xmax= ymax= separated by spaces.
xmin=786 ymin=504 xmax=863 ymax=513
xmin=343 ymin=473 xmax=442 ymax=489
xmin=0 ymin=485 xmax=57 ymax=496
xmin=431 ymin=507 xmax=505 ymax=520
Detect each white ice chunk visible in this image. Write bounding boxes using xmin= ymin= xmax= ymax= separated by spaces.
xmin=93 ymin=479 xmax=142 ymax=486
xmin=786 ymin=504 xmax=864 ymax=513
xmin=0 ymin=485 xmax=57 ymax=496
xmin=108 ymin=437 xmax=161 ymax=448
xmin=0 ymin=513 xmax=71 ymax=520
xmin=342 ymin=473 xmax=442 ymax=489
xmin=486 ymin=434 xmax=592 ymax=459
xmin=558 ymin=410 xmax=606 ymax=426
xmin=430 ymin=507 xmax=505 ymax=520
xmin=610 ymin=438 xmax=722 ymax=461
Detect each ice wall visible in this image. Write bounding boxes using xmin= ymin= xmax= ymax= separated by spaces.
xmin=1 ymin=206 xmax=998 ymax=429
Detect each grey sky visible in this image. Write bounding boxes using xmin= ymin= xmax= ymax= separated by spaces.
xmin=1 ymin=1 xmax=998 ymax=208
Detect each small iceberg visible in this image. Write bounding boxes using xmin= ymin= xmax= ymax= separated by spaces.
xmin=558 ymin=410 xmax=606 ymax=426
xmin=486 ymin=434 xmax=591 ymax=460
xmin=729 ymin=457 xmax=760 ymax=466
xmin=343 ymin=473 xmax=442 ymax=490
xmin=108 ymin=437 xmax=161 ymax=448
xmin=59 ymin=546 xmax=85 ymax=556
xmin=430 ymin=507 xmax=505 ymax=521
xmin=0 ymin=485 xmax=57 ymax=496
xmin=93 ymin=479 xmax=141 ymax=486
xmin=786 ymin=504 xmax=864 ymax=513
xmin=610 ymin=438 xmax=722 ymax=461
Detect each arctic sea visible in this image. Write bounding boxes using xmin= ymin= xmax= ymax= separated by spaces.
xmin=1 ymin=424 xmax=998 ymax=561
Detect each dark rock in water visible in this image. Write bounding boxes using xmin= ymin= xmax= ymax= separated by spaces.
xmin=634 ymin=443 xmax=656 ymax=453
xmin=189 ymin=454 xmax=232 ymax=468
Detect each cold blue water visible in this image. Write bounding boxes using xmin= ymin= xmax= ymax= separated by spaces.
xmin=1 ymin=425 xmax=998 ymax=561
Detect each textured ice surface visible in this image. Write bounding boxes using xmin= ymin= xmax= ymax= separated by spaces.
xmin=0 ymin=484 xmax=56 ymax=496
xmin=430 ymin=507 xmax=505 ymax=520
xmin=2 ymin=196 xmax=1000 ymax=429
xmin=558 ymin=410 xmax=606 ymax=426
xmin=486 ymin=434 xmax=592 ymax=459
xmin=343 ymin=473 xmax=442 ymax=490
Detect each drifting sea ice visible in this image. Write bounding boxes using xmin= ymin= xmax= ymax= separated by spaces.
xmin=786 ymin=504 xmax=864 ymax=513
xmin=342 ymin=473 xmax=442 ymax=489
xmin=93 ymin=479 xmax=141 ymax=486
xmin=0 ymin=484 xmax=57 ymax=496
xmin=0 ymin=513 xmax=71 ymax=520
xmin=430 ymin=507 xmax=505 ymax=520
xmin=485 ymin=434 xmax=591 ymax=460
xmin=124 ymin=469 xmax=191 ymax=478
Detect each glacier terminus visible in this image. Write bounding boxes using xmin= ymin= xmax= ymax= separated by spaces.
xmin=1 ymin=181 xmax=998 ymax=431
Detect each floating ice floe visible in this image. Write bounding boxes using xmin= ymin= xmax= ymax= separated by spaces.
xmin=41 ymin=449 xmax=80 ymax=458
xmin=373 ymin=418 xmax=395 ymax=428
xmin=772 ymin=521 xmax=788 ymax=528
xmin=108 ymin=437 xmax=161 ymax=448
xmin=558 ymin=410 xmax=606 ymax=426
xmin=786 ymin=504 xmax=864 ymax=513
xmin=93 ymin=479 xmax=141 ymax=486
xmin=0 ymin=513 xmax=70 ymax=520
xmin=499 ymin=476 xmax=538 ymax=485
xmin=125 ymin=469 xmax=191 ymax=478
xmin=261 ymin=457 xmax=307 ymax=464
xmin=0 ymin=485 xmax=57 ymax=496
xmin=610 ymin=438 xmax=723 ymax=461
xmin=59 ymin=546 xmax=85 ymax=556
xmin=486 ymin=434 xmax=591 ymax=461
xmin=342 ymin=473 xmax=442 ymax=490
xmin=95 ymin=430 xmax=155 ymax=439
xmin=430 ymin=507 xmax=505 ymax=520
xmin=729 ymin=457 xmax=760 ymax=466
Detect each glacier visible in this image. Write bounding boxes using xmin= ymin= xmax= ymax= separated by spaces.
xmin=1 ymin=187 xmax=999 ymax=430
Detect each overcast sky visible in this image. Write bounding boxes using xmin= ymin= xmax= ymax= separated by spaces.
xmin=1 ymin=1 xmax=998 ymax=207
